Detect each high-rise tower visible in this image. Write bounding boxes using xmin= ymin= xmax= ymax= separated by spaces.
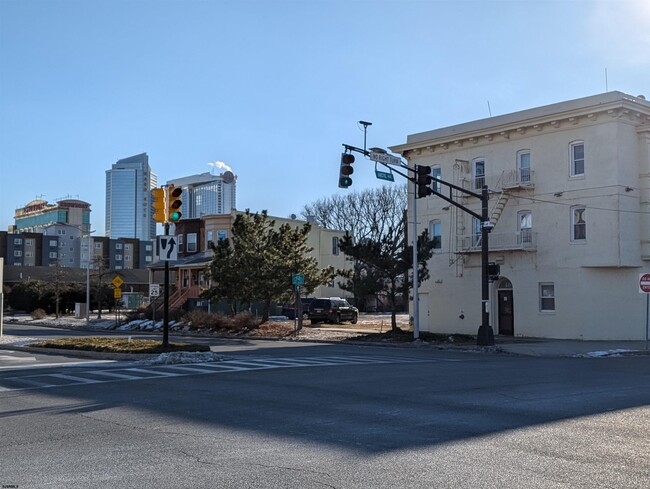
xmin=105 ymin=153 xmax=157 ymax=240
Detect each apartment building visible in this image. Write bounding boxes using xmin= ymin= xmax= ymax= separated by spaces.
xmin=167 ymin=171 xmax=237 ymax=219
xmin=391 ymin=91 xmax=650 ymax=340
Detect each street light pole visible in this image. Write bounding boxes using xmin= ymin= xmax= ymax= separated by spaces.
xmin=86 ymin=232 xmax=92 ymax=326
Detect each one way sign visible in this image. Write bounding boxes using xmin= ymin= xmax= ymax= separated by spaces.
xmin=158 ymin=235 xmax=178 ymax=261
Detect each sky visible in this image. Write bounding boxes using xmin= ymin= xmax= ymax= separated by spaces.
xmin=1 ymin=0 xmax=649 ymax=236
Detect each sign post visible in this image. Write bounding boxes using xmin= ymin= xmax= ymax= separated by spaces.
xmin=292 ymin=274 xmax=305 ymax=331
xmin=638 ymin=273 xmax=650 ymax=350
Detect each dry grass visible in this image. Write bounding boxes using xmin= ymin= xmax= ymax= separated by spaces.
xmin=31 ymin=337 xmax=209 ymax=354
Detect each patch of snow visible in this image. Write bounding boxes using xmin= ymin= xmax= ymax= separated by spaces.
xmin=137 ymin=351 xmax=228 ymax=365
xmin=578 ymin=349 xmax=635 ymax=358
xmin=0 ymin=335 xmax=43 ymax=346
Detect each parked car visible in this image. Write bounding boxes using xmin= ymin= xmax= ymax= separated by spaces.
xmin=281 ymin=298 xmax=314 ymax=320
xmin=309 ymin=298 xmax=358 ymax=325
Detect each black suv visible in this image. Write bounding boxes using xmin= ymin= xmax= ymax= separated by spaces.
xmin=309 ymin=298 xmax=358 ymax=325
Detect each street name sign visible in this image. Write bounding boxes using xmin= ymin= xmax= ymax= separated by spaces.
xmin=375 ymin=169 xmax=395 ymax=182
xmin=369 ymin=152 xmax=402 ymax=166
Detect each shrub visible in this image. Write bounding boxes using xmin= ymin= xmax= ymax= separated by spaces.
xmin=231 ymin=311 xmax=260 ymax=332
xmin=182 ymin=310 xmax=260 ymax=333
xmin=183 ymin=310 xmax=229 ymax=331
xmin=31 ymin=308 xmax=47 ymax=319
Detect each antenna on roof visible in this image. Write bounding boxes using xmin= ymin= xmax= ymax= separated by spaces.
xmin=487 ymin=101 xmax=492 ymax=117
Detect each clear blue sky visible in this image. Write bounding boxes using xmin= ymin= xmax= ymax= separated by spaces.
xmin=1 ymin=0 xmax=648 ymax=235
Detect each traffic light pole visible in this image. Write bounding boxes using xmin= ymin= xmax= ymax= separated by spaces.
xmin=162 ymin=222 xmax=170 ymax=348
xmin=425 ymin=176 xmax=495 ymax=346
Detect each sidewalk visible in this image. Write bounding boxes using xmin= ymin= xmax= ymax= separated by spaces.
xmin=494 ymin=337 xmax=650 ymax=357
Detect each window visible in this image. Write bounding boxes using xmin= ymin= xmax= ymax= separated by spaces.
xmin=429 ymin=220 xmax=441 ymax=250
xmin=570 ymin=141 xmax=584 ymax=177
xmin=518 ymin=211 xmax=532 ymax=245
xmin=539 ymin=283 xmax=555 ymax=312
xmin=571 ymin=206 xmax=586 ymax=241
xmin=332 ymin=237 xmax=339 ymax=255
xmin=115 ymin=243 xmax=123 ymax=250
xmin=473 ymin=158 xmax=485 ymax=189
xmin=49 ymin=240 xmax=57 ymax=247
xmin=13 ymin=238 xmax=23 ymax=245
xmin=94 ymin=242 xmax=102 ymax=249
xmin=145 ymin=256 xmax=152 ymax=262
xmin=125 ymin=255 xmax=131 ymax=261
xmin=125 ymin=244 xmax=132 ymax=251
xmin=49 ymin=251 xmax=58 ymax=258
xmin=187 ymin=233 xmax=197 ymax=252
xmin=25 ymin=239 xmax=34 ymax=246
xmin=14 ymin=250 xmax=22 ymax=257
xmin=217 ymin=230 xmax=227 ymax=241
xmin=517 ymin=150 xmax=531 ymax=183
xmin=432 ymin=166 xmax=441 ymax=193
xmin=178 ymin=234 xmax=184 ymax=251
xmin=115 ymin=254 xmax=122 ymax=261
xmin=472 ymin=217 xmax=482 ymax=247
xmin=207 ymin=231 xmax=214 ymax=248
xmin=57 ymin=229 xmax=66 ymax=235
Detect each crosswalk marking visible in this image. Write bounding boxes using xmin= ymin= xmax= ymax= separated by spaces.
xmin=0 ymin=354 xmax=428 ymax=393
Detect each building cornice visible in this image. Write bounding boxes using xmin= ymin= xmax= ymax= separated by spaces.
xmin=390 ymin=92 xmax=650 ymax=158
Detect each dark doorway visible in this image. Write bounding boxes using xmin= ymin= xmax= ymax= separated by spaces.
xmin=498 ymin=289 xmax=514 ymax=335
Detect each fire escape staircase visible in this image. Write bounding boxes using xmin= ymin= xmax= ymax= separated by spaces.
xmin=489 ymin=190 xmax=510 ymax=227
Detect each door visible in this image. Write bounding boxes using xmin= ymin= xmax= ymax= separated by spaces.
xmin=498 ymin=290 xmax=514 ymax=335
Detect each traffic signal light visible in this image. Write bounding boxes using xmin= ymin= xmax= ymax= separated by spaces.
xmin=151 ymin=187 xmax=167 ymax=223
xmin=488 ymin=262 xmax=500 ymax=282
xmin=416 ymin=165 xmax=432 ymax=198
xmin=339 ymin=153 xmax=355 ymax=188
xmin=168 ymin=185 xmax=183 ymax=222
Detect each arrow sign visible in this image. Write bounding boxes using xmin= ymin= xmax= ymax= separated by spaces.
xmin=158 ymin=235 xmax=178 ymax=261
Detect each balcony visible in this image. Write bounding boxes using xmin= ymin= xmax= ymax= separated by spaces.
xmin=456 ymin=231 xmax=537 ymax=253
xmin=500 ymin=168 xmax=535 ymax=189
xmin=463 ymin=169 xmax=535 ymax=192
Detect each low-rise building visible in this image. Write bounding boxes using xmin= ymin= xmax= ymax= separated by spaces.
xmin=391 ymin=91 xmax=650 ymax=340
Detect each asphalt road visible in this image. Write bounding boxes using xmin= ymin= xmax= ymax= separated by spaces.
xmin=1 ymin=337 xmax=649 ymax=488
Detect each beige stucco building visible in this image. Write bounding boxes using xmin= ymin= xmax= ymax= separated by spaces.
xmin=391 ymin=91 xmax=650 ymax=340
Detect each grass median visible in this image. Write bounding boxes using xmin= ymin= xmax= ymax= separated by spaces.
xmin=30 ymin=337 xmax=210 ymax=354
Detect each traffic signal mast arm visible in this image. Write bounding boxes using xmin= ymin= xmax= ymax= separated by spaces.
xmin=342 ymin=143 xmax=413 ymax=182
xmin=427 ymin=175 xmax=483 ymax=221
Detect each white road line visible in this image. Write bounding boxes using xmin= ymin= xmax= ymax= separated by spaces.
xmin=0 ymin=355 xmax=435 ymax=393
xmin=49 ymin=373 xmax=102 ymax=384
xmin=90 ymin=370 xmax=147 ymax=380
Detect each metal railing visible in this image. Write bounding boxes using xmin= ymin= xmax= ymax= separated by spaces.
xmin=456 ymin=231 xmax=537 ymax=252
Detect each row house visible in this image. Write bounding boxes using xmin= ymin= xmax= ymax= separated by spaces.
xmin=149 ymin=211 xmax=352 ymax=312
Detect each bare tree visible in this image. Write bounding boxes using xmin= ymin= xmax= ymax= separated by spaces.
xmin=301 ymin=184 xmax=407 ymax=243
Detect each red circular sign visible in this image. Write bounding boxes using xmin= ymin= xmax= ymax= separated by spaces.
xmin=640 ymin=273 xmax=650 ymax=293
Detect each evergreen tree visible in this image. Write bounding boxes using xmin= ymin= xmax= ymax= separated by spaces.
xmin=204 ymin=211 xmax=334 ymax=323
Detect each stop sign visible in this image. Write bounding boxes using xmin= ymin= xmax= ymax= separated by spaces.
xmin=639 ymin=273 xmax=650 ymax=293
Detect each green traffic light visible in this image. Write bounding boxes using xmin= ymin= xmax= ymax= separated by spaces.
xmin=170 ymin=211 xmax=182 ymax=222
xmin=339 ymin=176 xmax=352 ymax=187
